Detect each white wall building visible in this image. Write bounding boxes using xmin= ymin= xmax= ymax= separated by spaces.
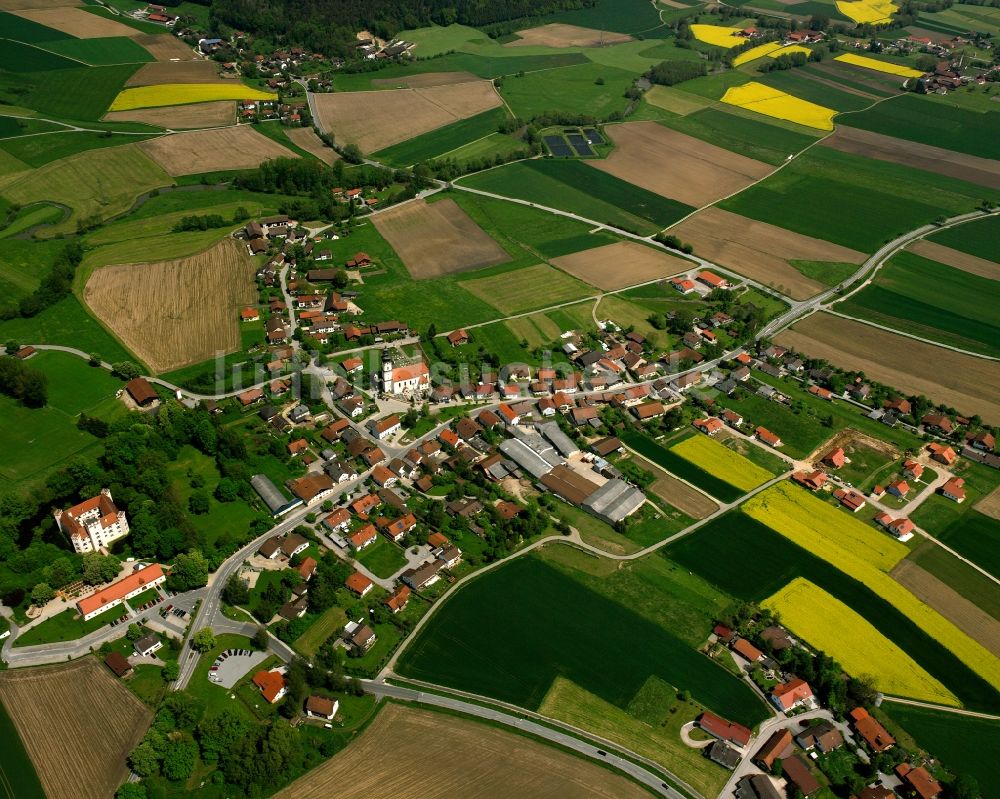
xmin=54 ymin=488 xmax=129 ymax=553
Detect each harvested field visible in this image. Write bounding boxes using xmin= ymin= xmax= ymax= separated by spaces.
xmin=893 ymin=559 xmax=1000 ymax=657
xmin=628 ymin=451 xmax=719 ymax=519
xmin=507 ymin=23 xmax=633 ymax=48
xmin=976 ymin=485 xmax=1000 ymax=522
xmin=285 ymin=126 xmax=340 ymax=164
xmin=104 ymin=100 xmax=234 ymax=128
xmin=644 ymin=85 xmax=711 ymax=116
xmin=551 ymin=241 xmax=690 ymax=291
xmin=138 ymin=126 xmax=297 ymax=176
xmin=125 ymin=60 xmax=228 ymax=87
xmin=13 ymin=6 xmax=138 ymax=37
xmin=313 ymin=82 xmax=501 ymax=154
xmin=669 ymin=207 xmax=866 ymax=300
xmin=0 ymin=0 xmax=80 ymax=7
xmin=775 ymin=312 xmax=1000 ymax=421
xmin=590 ymin=122 xmax=772 ymax=207
xmin=372 ymin=71 xmax=479 ymax=88
xmin=131 ymin=32 xmax=195 ymax=61
xmin=273 ymin=703 xmax=650 ymax=799
xmin=84 ymin=237 xmax=256 ymax=373
xmin=908 ymin=240 xmax=1000 ymax=281
xmin=0 ymin=658 xmax=151 ymax=799
xmin=821 ymin=126 xmax=1000 ymax=192
xmin=372 ymin=198 xmax=508 ymax=279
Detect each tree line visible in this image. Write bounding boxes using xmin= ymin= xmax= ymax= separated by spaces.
xmin=0 ymin=240 xmax=82 ymax=321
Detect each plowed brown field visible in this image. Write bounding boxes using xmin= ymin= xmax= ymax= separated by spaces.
xmin=589 ymin=122 xmax=772 ymax=207
xmin=138 ymin=125 xmax=297 ymax=176
xmin=84 ymin=237 xmax=256 ymax=373
xmin=507 ymin=23 xmax=632 ymax=48
xmin=125 ymin=60 xmax=229 ymax=87
xmin=0 ymin=658 xmax=151 ymax=799
xmin=105 ymin=100 xmax=234 ymax=128
xmin=286 ymin=126 xmax=340 ymax=164
xmin=13 ymin=6 xmax=138 ymax=37
xmin=551 ymin=241 xmax=690 ymax=291
xmin=273 ymin=703 xmax=652 ymax=799
xmin=132 ymin=32 xmax=196 ymax=61
xmin=908 ymin=239 xmax=1000 ymax=280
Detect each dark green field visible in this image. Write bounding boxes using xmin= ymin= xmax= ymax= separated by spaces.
xmin=500 ymin=62 xmax=635 ymax=121
xmin=885 ymin=703 xmax=1000 ymax=799
xmin=619 ymin=430 xmax=744 ymax=502
xmin=37 ymin=36 xmax=155 ymax=66
xmin=837 ymin=251 xmax=1000 ymax=356
xmin=373 ymin=106 xmax=509 ymax=166
xmin=397 ymin=556 xmax=769 ymax=725
xmin=544 ymin=0 xmax=669 ymax=34
xmin=909 ymin=544 xmax=1000 ymax=622
xmin=719 ymin=147 xmax=996 ymax=252
xmin=0 ymin=698 xmax=46 ymax=799
xmin=2 ymin=130 xmax=156 ymax=167
xmin=659 ymin=107 xmax=819 ymax=165
xmin=931 ymin=512 xmax=1000 ymax=582
xmin=928 ymin=214 xmax=1000 ymax=262
xmin=0 ymin=39 xmax=79 ymax=73
xmin=460 ymin=159 xmax=692 ymax=235
xmin=840 ymin=93 xmax=1000 ymax=160
xmin=0 ymin=11 xmax=71 ymax=43
xmin=665 ymin=512 xmax=1000 ymax=713
xmin=756 ymin=70 xmax=873 ymax=112
xmin=0 ymin=64 xmax=139 ymax=121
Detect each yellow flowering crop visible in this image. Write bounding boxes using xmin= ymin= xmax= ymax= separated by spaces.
xmin=109 ymin=84 xmax=277 ymax=111
xmin=690 ymin=24 xmax=747 ymax=48
xmin=836 ymin=0 xmax=898 ymax=24
xmin=721 ymin=81 xmax=836 ymax=130
xmin=732 ymin=41 xmax=783 ymax=66
xmin=835 ymin=52 xmax=924 ymax=78
xmin=768 ymin=44 xmax=812 ymax=58
xmin=745 ymin=482 xmax=1000 ymax=694
xmin=765 ymin=579 xmax=959 ymax=705
xmin=670 ymin=435 xmax=774 ymax=492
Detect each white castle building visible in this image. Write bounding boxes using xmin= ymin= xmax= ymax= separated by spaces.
xmin=54 ymin=488 xmax=130 ymax=554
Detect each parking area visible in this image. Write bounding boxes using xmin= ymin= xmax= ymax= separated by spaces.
xmin=209 ymin=646 xmax=269 ymax=688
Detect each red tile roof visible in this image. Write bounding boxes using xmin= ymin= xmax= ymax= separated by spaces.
xmin=78 ymin=564 xmax=163 ymax=617
xmin=346 ymin=571 xmax=372 ymax=595
xmin=253 ymin=669 xmax=286 ymax=703
xmin=698 ymin=712 xmax=751 ymax=747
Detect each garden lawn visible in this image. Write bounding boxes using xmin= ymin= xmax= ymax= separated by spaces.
xmin=836 ymin=250 xmax=1000 ymax=357
xmin=669 ymin=435 xmax=775 ymax=492
xmin=28 ymin=351 xmax=122 ymax=414
xmin=620 ymin=430 xmax=745 ymax=502
xmin=665 ymin=511 xmax=1000 ymax=712
xmin=885 ymin=703 xmax=1000 ymax=799
xmin=13 ymin=604 xmax=120 ymax=646
xmin=293 ymin=605 xmax=347 ymax=659
xmin=764 ymin=578 xmax=958 ymax=704
xmin=719 ymin=146 xmax=997 ymax=253
xmin=356 ymin=537 xmax=407 ymax=579
xmin=459 ymin=159 xmax=693 ymax=235
xmin=398 ymin=556 xmax=768 ymax=724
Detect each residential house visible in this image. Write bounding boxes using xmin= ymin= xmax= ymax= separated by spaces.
xmin=823 ymin=447 xmax=846 ymax=468
xmin=755 ymin=427 xmax=783 ymax=448
xmin=297 ymin=557 xmax=318 ymax=581
xmin=447 ymin=329 xmax=469 ymax=346
xmin=631 ymin=401 xmax=665 ymax=421
xmin=288 ymin=438 xmax=309 ymax=457
xmin=133 ymin=634 xmax=162 ymax=658
xmin=281 ymin=533 xmax=309 ymax=559
xmin=771 ymin=678 xmax=814 ymax=711
xmin=795 ymin=720 xmax=843 ymax=753
xmin=401 ymin=559 xmax=443 ymax=590
xmin=781 ymin=755 xmax=820 ymax=797
xmin=671 ymin=277 xmax=696 ymax=294
xmin=903 ymin=460 xmax=924 ymax=481
xmin=305 ymin=695 xmax=338 ymax=720
xmin=941 ymin=477 xmax=966 ymax=502
xmin=698 ymin=711 xmax=752 ymax=748
xmin=348 ymin=623 xmax=377 ymax=652
xmin=322 ymin=508 xmax=351 ymax=534
xmin=369 ymin=415 xmax=401 ymax=440
xmin=834 ymin=488 xmax=867 ymax=512
xmin=722 ymin=409 xmax=743 ymax=428
xmin=349 ymin=524 xmax=377 ymax=551
xmin=895 ymin=764 xmax=942 ymax=799
xmin=968 ymin=431 xmax=996 ymax=452
xmin=697 ymin=270 xmax=729 ymax=289
xmin=384 ymin=585 xmax=411 ymax=614
xmin=884 ymin=397 xmax=912 ymax=416
xmin=754 ymin=729 xmax=793 ymax=770
xmin=371 ymin=465 xmax=397 ymax=488
xmin=874 ymin=512 xmax=915 ymax=542
xmin=809 ymin=385 xmax=833 ymax=401
xmin=792 ymin=470 xmax=827 ymax=491
xmin=378 ymin=513 xmax=416 ymax=542
xmin=105 ymin=652 xmax=133 ymax=678
xmin=252 ymin=669 xmax=287 ymax=703
xmin=733 ymin=638 xmax=764 ymax=663
xmin=693 ymin=417 xmax=724 ymax=436
xmin=850 ymin=707 xmax=895 ymax=752
xmin=345 ymin=572 xmax=373 ymax=596
xmin=921 ymin=414 xmax=954 ymax=435
xmin=708 ymin=740 xmax=741 ymax=770
xmin=887 ymin=479 xmax=910 ymax=498
xmin=927 ymin=442 xmax=957 ymax=465
xmin=288 ymin=474 xmax=335 ymax=505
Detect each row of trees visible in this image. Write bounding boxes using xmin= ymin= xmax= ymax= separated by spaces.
xmin=0 ymin=355 xmax=47 ymax=408
xmin=0 ymin=240 xmax=82 ymax=321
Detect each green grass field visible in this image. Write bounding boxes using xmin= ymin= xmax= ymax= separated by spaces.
xmin=0 ymin=699 xmax=45 ymax=799
xmin=544 ymin=0 xmax=669 ymax=34
xmin=0 ymin=237 xmax=65 ymax=302
xmin=837 ymin=250 xmax=1000 ymax=356
xmin=789 ymin=259 xmax=859 ymax=287
xmin=459 ymin=159 xmax=693 ymax=235
xmin=665 ymin=512 xmax=1000 ymax=712
xmin=0 ymin=64 xmax=139 ymax=121
xmin=500 ymin=62 xmax=636 ymax=120
xmin=756 ymin=69 xmax=874 ymax=112
xmin=460 ymin=263 xmax=597 ymax=315
xmin=719 ymin=147 xmax=996 ymax=253
xmin=373 ymin=106 xmax=510 ymax=166
xmin=0 ymin=39 xmax=80 ymax=73
xmin=28 ymin=350 xmax=123 ymax=413
xmin=619 ymin=430 xmax=745 ymax=502
xmin=0 ymin=11 xmax=71 ymax=43
xmin=839 ymin=93 xmax=1000 ymax=160
xmin=14 ymin=603 xmax=122 ymax=646
xmin=928 ymin=214 xmax=1000 ymax=262
xmin=356 ymin=537 xmax=408 ymax=578
xmin=398 ymin=555 xmax=768 ymax=724
xmin=885 ymin=703 xmax=1000 ymax=799
xmin=293 ymin=604 xmax=347 ymax=659
xmin=34 ymin=36 xmax=154 ymax=66
xmin=1 ymin=129 xmax=157 ymax=167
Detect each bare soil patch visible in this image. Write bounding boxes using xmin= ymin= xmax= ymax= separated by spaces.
xmin=975 ymin=484 xmax=1000 ymax=521
xmin=274 ymin=702 xmax=651 ymax=799
xmin=126 ymin=60 xmax=227 ymax=87
xmin=84 ymin=237 xmax=257 ymax=373
xmin=13 ymin=6 xmax=139 ymax=37
xmin=904 ymin=25 xmax=953 ymax=43
xmin=0 ymin=0 xmax=79 ymax=8
xmin=627 ymin=451 xmax=719 ymax=519
xmin=132 ymin=32 xmax=196 ymax=61
xmin=775 ymin=312 xmax=1000 ymax=421
xmin=892 ymin=559 xmax=1000 ymax=657
xmin=105 ymin=100 xmax=234 ymax=128
xmin=0 ymin=658 xmax=151 ymax=799
xmin=372 ymin=198 xmax=508 ymax=279
xmin=371 ymin=71 xmax=480 ymax=88
xmin=806 ymin=426 xmax=898 ymax=465
xmin=908 ymin=239 xmax=1000 ymax=280
xmin=313 ymin=81 xmax=501 ymax=154
xmin=670 ymin=207 xmax=865 ymax=300
xmin=551 ymin=240 xmax=689 ymax=291
xmin=285 ymin=126 xmax=340 ymax=164
xmin=507 ymin=23 xmax=633 ymax=48
xmin=139 ymin=125 xmax=297 ymax=176
xmin=589 ymin=121 xmax=773 ymax=207
xmin=822 ymin=126 xmax=1000 ymax=191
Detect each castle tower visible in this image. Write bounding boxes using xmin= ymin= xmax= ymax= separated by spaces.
xmin=381 ymin=350 xmax=393 ymax=394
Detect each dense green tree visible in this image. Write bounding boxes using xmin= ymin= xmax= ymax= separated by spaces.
xmin=171 ymin=551 xmax=209 ymax=590
xmin=191 ymin=627 xmax=216 ymax=652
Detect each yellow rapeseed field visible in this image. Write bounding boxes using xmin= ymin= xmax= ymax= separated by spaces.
xmin=720 ymin=81 xmax=837 ymax=131
xmin=835 ymin=52 xmax=924 ymax=78
xmin=109 ymin=84 xmax=276 ymax=112
xmin=732 ymin=41 xmax=783 ymax=66
xmin=765 ymin=579 xmax=959 ymax=705
xmin=670 ymin=435 xmax=774 ymax=492
xmin=690 ymin=24 xmax=747 ymax=48
xmin=836 ymin=0 xmax=898 ymax=24
xmin=745 ymin=482 xmax=1000 ymax=694
xmin=768 ymin=44 xmax=812 ymax=58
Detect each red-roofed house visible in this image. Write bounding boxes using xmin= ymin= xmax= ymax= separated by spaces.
xmin=697 ymin=270 xmax=729 ymax=289
xmin=346 ymin=571 xmax=373 ymax=596
xmin=903 ymin=460 xmax=924 ymax=481
xmin=288 ymin=438 xmax=309 ymax=457
xmin=76 ymin=563 xmax=164 ymax=621
xmin=792 ymin=470 xmax=827 ymax=491
xmin=349 ymin=524 xmax=377 ymax=551
xmin=447 ymin=329 xmax=469 ymax=346
xmin=895 ymin=763 xmax=942 ymax=799
xmin=54 ymin=488 xmax=129 ymax=554
xmin=756 ymin=426 xmax=783 ymax=448
xmin=241 ymin=307 xmax=260 ymax=322
xmin=342 ymin=357 xmax=363 ymax=373
xmin=874 ymin=512 xmax=915 ymax=542
xmin=823 ymin=447 xmax=845 ymax=468
xmin=771 ymin=678 xmax=814 ymax=711
xmin=698 ymin=712 xmax=751 ymax=748
xmin=887 ymin=479 xmax=910 ymax=498
xmin=384 ymin=584 xmax=411 ymax=614
xmin=671 ymin=278 xmax=696 ymax=294
xmin=439 ymin=428 xmax=460 ymax=448
xmin=733 ymin=638 xmax=763 ymax=663
xmin=693 ymin=417 xmax=724 ymax=436
xmin=850 ymin=707 xmax=895 ymax=752
xmin=296 ymin=556 xmax=318 ymax=581
xmin=809 ymin=385 xmax=833 ymax=401
xmin=927 ymin=443 xmax=957 ymax=465
xmin=941 ymin=477 xmax=966 ymax=503
xmin=834 ymin=488 xmax=866 ymax=512
xmin=497 ymin=403 xmax=520 ymax=426
xmin=253 ymin=669 xmax=287 ymax=703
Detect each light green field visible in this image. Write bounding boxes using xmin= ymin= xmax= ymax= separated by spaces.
xmin=460 ymin=263 xmax=596 ymax=315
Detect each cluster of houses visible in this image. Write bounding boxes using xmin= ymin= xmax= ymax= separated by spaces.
xmin=238 ymin=98 xmax=307 ymax=123
xmin=355 ymin=34 xmax=415 ymax=61
xmin=132 ymin=3 xmax=178 ymax=26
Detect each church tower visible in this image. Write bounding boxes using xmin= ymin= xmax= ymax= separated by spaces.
xmin=381 ymin=350 xmax=393 ymax=393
